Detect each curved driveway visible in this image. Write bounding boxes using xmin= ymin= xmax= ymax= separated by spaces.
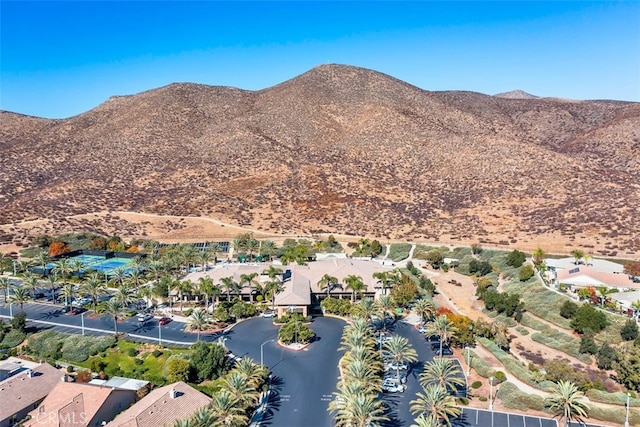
xmin=224 ymin=316 xmax=346 ymax=427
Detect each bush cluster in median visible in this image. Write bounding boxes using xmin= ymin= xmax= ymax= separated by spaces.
xmin=27 ymin=330 xmax=116 ymax=362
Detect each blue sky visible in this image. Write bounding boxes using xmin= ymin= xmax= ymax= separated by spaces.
xmin=1 ymin=1 xmax=639 ymax=119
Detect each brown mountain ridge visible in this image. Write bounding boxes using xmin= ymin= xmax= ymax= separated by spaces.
xmin=1 ymin=64 xmax=639 ymax=257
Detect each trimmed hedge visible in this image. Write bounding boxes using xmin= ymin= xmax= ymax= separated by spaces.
xmin=477 ymin=337 xmax=539 ymax=387
xmin=495 ymin=381 xmax=545 ymax=412
xmin=469 ymin=350 xmax=495 ymax=378
xmin=585 ymin=389 xmax=640 ymax=407
xmin=0 ymin=330 xmax=26 ymax=349
xmin=519 ymin=313 xmax=550 ymax=331
xmin=388 ymin=243 xmax=412 ymax=262
xmin=28 ymin=330 xmax=116 ymax=362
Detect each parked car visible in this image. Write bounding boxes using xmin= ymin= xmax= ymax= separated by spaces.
xmin=260 ymin=311 xmax=276 ymax=318
xmin=431 ymin=342 xmax=454 ymax=355
xmin=137 ymin=313 xmax=153 ymax=322
xmin=158 ymin=317 xmax=172 ymax=325
xmin=381 ymin=379 xmax=406 ymax=393
xmin=384 ymin=372 xmax=407 ymax=384
xmin=385 ymin=361 xmax=409 ymax=371
xmin=33 ymin=291 xmax=46 ymax=299
xmin=418 ymin=324 xmax=427 ymax=334
xmin=70 ymin=307 xmax=86 ymax=315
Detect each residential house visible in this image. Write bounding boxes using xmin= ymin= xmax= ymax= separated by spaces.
xmin=106 ymin=381 xmax=211 ymax=427
xmin=24 ymin=381 xmax=137 ymax=427
xmin=0 ymin=360 xmax=61 ymax=427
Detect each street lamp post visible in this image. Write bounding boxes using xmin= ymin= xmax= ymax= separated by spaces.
xmin=158 ymin=323 xmax=162 ymax=347
xmin=9 ymin=303 xmax=13 ymax=319
xmin=489 ymin=376 xmax=494 ymax=411
xmin=261 ymin=339 xmax=274 ymax=366
xmin=465 ymin=346 xmax=471 ymax=378
xmin=81 ymin=311 xmax=86 ymax=336
xmin=625 ymin=392 xmax=631 ymax=427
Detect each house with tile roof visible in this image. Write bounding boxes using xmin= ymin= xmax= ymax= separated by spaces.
xmin=554 ymin=265 xmax=637 ymax=291
xmin=0 ymin=361 xmax=62 ymax=427
xmin=182 ymin=258 xmax=391 ymax=316
xmin=105 ymin=381 xmax=211 ymax=427
xmin=23 ymin=381 xmax=136 ymax=427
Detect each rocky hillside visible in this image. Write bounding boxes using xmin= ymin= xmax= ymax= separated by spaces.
xmin=1 ymin=64 xmax=639 ymax=256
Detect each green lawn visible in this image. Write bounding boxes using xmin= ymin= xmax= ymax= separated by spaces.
xmin=78 ymin=340 xmax=191 ymax=385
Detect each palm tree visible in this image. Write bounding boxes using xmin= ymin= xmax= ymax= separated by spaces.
xmin=342 ymin=359 xmax=381 ymax=393
xmin=384 ymin=335 xmax=418 ymax=378
xmin=188 ymin=309 xmax=209 ymax=341
xmin=113 ymin=284 xmax=135 ymax=309
xmin=21 ymin=273 xmax=40 ymax=297
xmin=220 ymin=276 xmax=238 ymax=302
xmin=333 ymin=392 xmax=389 ymax=427
xmin=209 ymin=389 xmax=247 ymax=427
xmin=265 ymin=279 xmax=283 ymax=310
xmin=0 ymin=277 xmax=10 ymax=303
xmin=103 ymin=298 xmax=122 ymax=335
xmin=414 ymin=298 xmax=436 ymax=324
xmin=240 ymin=272 xmax=259 ymax=302
xmin=354 ymin=297 xmax=376 ymax=322
xmin=52 ymin=258 xmax=73 ymax=288
xmin=344 ymin=274 xmax=365 ymax=302
xmin=262 ymin=265 xmax=283 ymax=280
xmin=571 ymin=249 xmax=585 ymax=265
xmin=222 ymin=371 xmax=259 ymax=407
xmin=60 ymin=284 xmax=77 ymax=306
xmin=197 ymin=276 xmax=215 ymax=309
xmin=532 ymin=248 xmax=547 ymax=266
xmin=34 ymin=251 xmax=51 ymax=277
xmin=246 ymin=238 xmax=260 ymax=262
xmin=176 ymin=280 xmax=194 ymax=312
xmin=0 ymin=252 xmax=8 ymax=275
xmin=124 ymin=269 xmax=145 ymax=290
xmin=419 ymin=358 xmax=465 ymax=395
xmin=375 ymin=294 xmax=395 ymax=329
xmin=260 ymin=240 xmax=277 ymax=261
xmin=595 ymin=286 xmax=616 ymax=308
xmin=544 ymin=380 xmax=590 ymax=427
xmin=109 ymin=266 xmax=129 ymax=288
xmin=81 ymin=272 xmax=107 ymax=312
xmin=410 ymin=384 xmax=461 ymax=427
xmin=411 ymin=414 xmax=441 ymax=427
xmin=318 ymin=274 xmax=339 ymax=296
xmin=426 ymin=315 xmax=458 ymax=357
xmin=8 ymin=286 xmax=31 ymax=312
xmin=197 ymin=250 xmax=213 ymax=272
xmin=190 ymin=406 xmax=215 ymax=427
xmin=45 ymin=273 xmax=59 ymax=301
xmin=233 ymin=356 xmax=268 ymax=388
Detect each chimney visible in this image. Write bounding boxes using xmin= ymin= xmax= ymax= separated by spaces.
xmin=61 ymin=375 xmax=68 ymax=382
xmin=169 ymin=388 xmax=177 ymax=399
xmin=27 ymin=369 xmax=33 ymax=378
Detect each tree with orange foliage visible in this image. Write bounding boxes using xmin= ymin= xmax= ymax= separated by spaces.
xmin=435 ymin=307 xmax=453 ymax=316
xmin=48 ymin=241 xmax=70 ymax=257
xmin=125 ymin=246 xmax=140 ymax=253
xmin=444 ymin=313 xmax=475 ymax=347
xmin=624 ymin=261 xmax=640 ymax=278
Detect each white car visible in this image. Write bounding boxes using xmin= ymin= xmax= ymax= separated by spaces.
xmin=381 ymin=379 xmax=406 ymax=393
xmin=260 ymin=311 xmax=276 ymax=318
xmin=384 ymin=372 xmax=407 ymax=384
xmin=385 ymin=361 xmax=409 ymax=371
xmin=137 ymin=313 xmax=153 ymax=322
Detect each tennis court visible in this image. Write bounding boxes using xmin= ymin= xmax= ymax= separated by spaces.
xmin=88 ymin=257 xmax=134 ymax=274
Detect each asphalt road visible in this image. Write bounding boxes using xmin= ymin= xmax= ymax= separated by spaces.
xmin=0 ymin=300 xmax=201 ymax=345
xmin=224 ymin=316 xmax=346 ymax=427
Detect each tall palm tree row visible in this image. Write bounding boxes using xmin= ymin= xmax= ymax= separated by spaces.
xmin=80 ymin=272 xmax=107 ymax=312
xmin=330 ymin=317 xmax=388 ymax=427
xmin=384 ymin=335 xmax=418 ymax=378
xmin=410 ymin=383 xmax=461 ymax=427
xmin=419 ymin=358 xmax=465 ymax=395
